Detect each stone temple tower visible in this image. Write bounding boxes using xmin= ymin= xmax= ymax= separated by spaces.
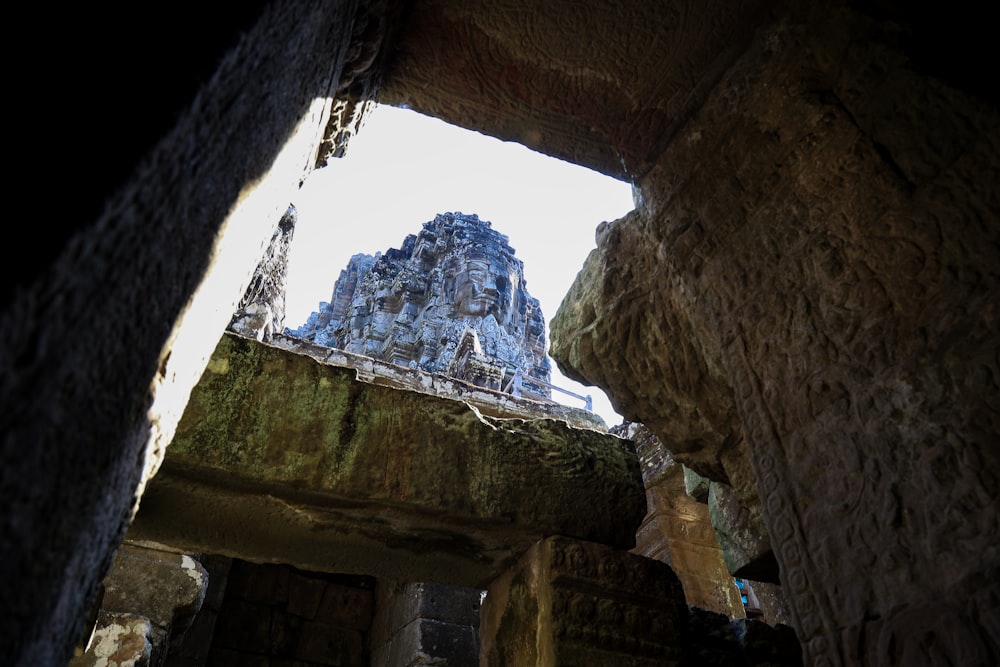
xmin=289 ymin=212 xmax=552 ymax=397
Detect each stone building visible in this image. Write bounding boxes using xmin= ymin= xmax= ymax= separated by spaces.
xmin=290 ymin=211 xmax=551 ymax=396
xmin=2 ymin=1 xmax=998 ymax=665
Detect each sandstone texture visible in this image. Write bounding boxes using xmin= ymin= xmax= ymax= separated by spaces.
xmin=480 ymin=536 xmax=689 ymax=667
xmin=550 ymin=4 xmax=1000 ymax=663
xmin=616 ymin=423 xmax=748 ymax=619
xmin=6 ymin=0 xmax=998 ymax=664
xmin=380 ymin=0 xmax=773 ymax=181
xmin=128 ymin=332 xmax=646 ymax=587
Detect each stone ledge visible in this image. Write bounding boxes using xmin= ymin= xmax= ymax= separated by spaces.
xmin=129 ymin=333 xmax=645 ymax=588
xmin=269 ymin=332 xmax=608 ymax=431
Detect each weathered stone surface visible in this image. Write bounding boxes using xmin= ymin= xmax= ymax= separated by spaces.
xmin=740 ymin=579 xmax=795 ymax=630
xmin=128 ymin=332 xmax=646 ymax=587
xmin=613 ymin=422 xmax=746 ymax=617
xmin=96 ymin=542 xmax=208 ymax=662
xmin=370 ymin=580 xmax=482 ymax=654
xmin=480 ymin=536 xmax=689 ymax=667
xmin=551 ymin=3 xmax=1000 ymax=663
xmin=290 ymin=212 xmax=551 ymax=395
xmin=2 ymin=1 xmax=400 ymax=662
xmin=708 ymin=481 xmax=779 ymax=584
xmin=228 ymin=205 xmax=297 ymax=342
xmin=683 ymin=466 xmax=711 ymax=504
xmin=70 ymin=612 xmax=153 ymax=667
xmin=8 ymin=0 xmax=1000 ymax=664
xmin=380 ymin=0 xmax=774 ymax=181
xmin=371 ymin=614 xmax=479 ymax=667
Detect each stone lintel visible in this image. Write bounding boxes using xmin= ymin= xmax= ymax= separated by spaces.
xmin=128 ymin=333 xmax=646 ymax=588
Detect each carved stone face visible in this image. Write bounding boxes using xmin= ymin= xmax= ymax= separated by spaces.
xmin=453 ymin=258 xmax=514 ymax=318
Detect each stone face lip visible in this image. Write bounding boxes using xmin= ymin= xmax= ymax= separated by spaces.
xmin=130 ymin=333 xmax=646 ymax=588
xmin=289 ymin=212 xmax=551 ymax=397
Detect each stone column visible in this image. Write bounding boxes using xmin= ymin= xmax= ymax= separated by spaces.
xmin=619 ymin=422 xmax=746 ymax=618
xmin=480 ymin=536 xmax=688 ymax=666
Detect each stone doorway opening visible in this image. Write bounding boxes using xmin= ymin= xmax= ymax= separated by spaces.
xmin=285 ymin=102 xmax=636 ymax=425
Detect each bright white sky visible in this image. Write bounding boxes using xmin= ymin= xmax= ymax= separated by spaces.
xmin=285 ymin=103 xmax=635 ymax=427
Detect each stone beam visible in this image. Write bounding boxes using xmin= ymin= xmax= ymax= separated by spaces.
xmin=381 ymin=0 xmax=777 ymax=180
xmin=128 ymin=333 xmax=646 ymax=588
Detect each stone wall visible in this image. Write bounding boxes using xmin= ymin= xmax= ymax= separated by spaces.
xmin=550 ymin=3 xmax=1000 ymax=664
xmin=207 ymin=561 xmax=375 ymax=666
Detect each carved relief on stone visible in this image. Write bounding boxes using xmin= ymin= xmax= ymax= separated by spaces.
xmin=550 ymin=7 xmax=1000 ymax=665
xmin=481 ymin=536 xmax=688 ymax=666
xmin=229 ymin=205 xmax=298 ymax=342
xmin=289 ymin=211 xmax=551 ymax=394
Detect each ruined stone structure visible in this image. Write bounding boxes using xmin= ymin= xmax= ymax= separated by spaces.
xmin=3 ymin=1 xmax=998 ymax=665
xmin=228 ymin=205 xmax=298 ymax=342
xmin=290 ymin=211 xmax=551 ymax=396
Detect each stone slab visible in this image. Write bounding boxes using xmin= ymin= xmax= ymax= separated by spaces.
xmin=128 ymin=333 xmax=646 ymax=588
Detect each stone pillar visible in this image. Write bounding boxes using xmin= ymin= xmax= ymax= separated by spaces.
xmin=370 ymin=580 xmax=482 ymax=666
xmin=619 ymin=423 xmax=745 ymax=618
xmin=480 ymin=536 xmax=688 ymax=666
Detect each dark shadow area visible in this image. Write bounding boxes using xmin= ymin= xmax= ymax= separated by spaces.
xmin=7 ymin=3 xmax=269 ymax=309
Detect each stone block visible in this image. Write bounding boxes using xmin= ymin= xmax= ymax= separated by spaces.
xmin=481 ymin=536 xmax=688 ymax=666
xmin=708 ymin=482 xmax=779 ymax=583
xmin=293 ymin=620 xmax=364 ymax=665
xmin=373 ymin=618 xmax=479 ymax=667
xmin=286 ymin=572 xmax=328 ymax=620
xmin=129 ymin=333 xmax=646 ymax=588
xmin=95 ymin=542 xmax=208 ymax=663
xmin=212 ymin=600 xmax=272 ymax=654
xmin=70 ymin=612 xmax=153 ymax=667
xmin=632 ymin=460 xmax=744 ymax=617
xmin=383 ymin=582 xmax=483 ymax=633
xmin=683 ymin=466 xmax=710 ymax=503
xmin=314 ymin=581 xmax=376 ymax=631
xmin=370 ymin=581 xmax=483 ymax=666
